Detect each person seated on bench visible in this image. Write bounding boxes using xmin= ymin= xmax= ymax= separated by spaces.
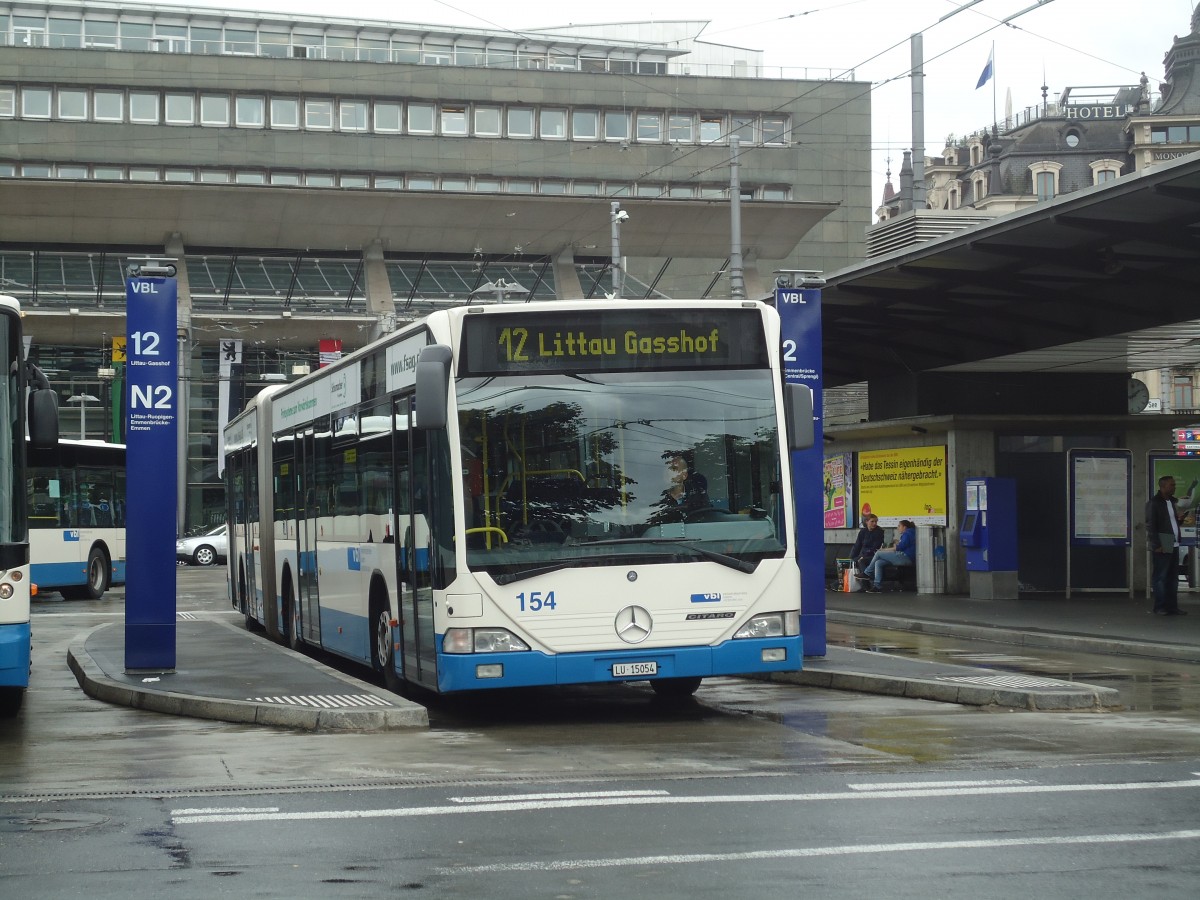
xmin=850 ymin=513 xmax=884 ymax=574
xmin=858 ymin=519 xmax=915 ymax=592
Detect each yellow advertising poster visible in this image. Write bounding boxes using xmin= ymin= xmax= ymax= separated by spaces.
xmin=857 ymin=446 xmax=948 ymax=526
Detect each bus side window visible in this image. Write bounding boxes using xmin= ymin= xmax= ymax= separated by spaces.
xmin=30 ymin=477 xmax=56 ymax=525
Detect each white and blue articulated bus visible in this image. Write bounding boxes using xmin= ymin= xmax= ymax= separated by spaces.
xmin=0 ymin=295 xmax=60 ymax=717
xmin=26 ymin=440 xmax=126 ymax=600
xmin=223 ymin=299 xmax=814 ymax=698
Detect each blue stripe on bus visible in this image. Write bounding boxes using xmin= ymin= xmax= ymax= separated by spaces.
xmin=434 ymin=635 xmax=803 ymax=693
xmin=31 ymin=561 xmax=88 ymax=589
xmin=0 ymin=623 xmax=32 ymax=687
xmin=316 ymin=606 xmax=370 ymax=664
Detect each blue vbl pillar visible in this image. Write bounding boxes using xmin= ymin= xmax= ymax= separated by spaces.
xmin=124 ymin=276 xmax=179 ymax=671
xmin=776 ymin=280 xmax=825 ymax=656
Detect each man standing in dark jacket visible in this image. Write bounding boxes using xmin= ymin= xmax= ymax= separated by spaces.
xmin=1146 ymin=475 xmax=1189 ymax=616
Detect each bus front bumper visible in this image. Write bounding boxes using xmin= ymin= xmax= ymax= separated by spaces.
xmin=0 ymin=623 xmax=32 ymax=688
xmin=436 ymin=635 xmax=802 ymax=693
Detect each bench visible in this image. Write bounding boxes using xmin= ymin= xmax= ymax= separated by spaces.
xmin=878 ymin=561 xmax=918 ymax=592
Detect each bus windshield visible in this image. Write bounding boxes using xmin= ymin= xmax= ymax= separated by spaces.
xmin=456 ymin=369 xmax=786 ymax=582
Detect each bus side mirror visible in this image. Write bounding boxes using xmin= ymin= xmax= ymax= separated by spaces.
xmin=28 ymin=387 xmax=59 ymax=451
xmin=414 ymin=344 xmax=453 ymax=431
xmin=784 ymin=383 xmax=814 ymax=451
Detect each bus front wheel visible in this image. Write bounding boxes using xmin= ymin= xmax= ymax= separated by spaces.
xmin=371 ymin=590 xmax=402 ymax=693
xmin=650 ymin=677 xmax=702 ymax=700
xmin=0 ymin=687 xmax=24 ymax=718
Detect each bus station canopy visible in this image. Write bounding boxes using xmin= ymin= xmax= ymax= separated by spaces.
xmin=821 ymin=154 xmax=1200 ymax=388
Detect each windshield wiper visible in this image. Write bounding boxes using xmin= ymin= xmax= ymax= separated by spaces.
xmin=579 ymin=537 xmax=757 ymax=573
xmin=489 ymin=538 xmax=757 ymax=585
xmin=492 ymin=561 xmax=576 ymax=585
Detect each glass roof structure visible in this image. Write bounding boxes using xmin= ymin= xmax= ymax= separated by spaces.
xmin=0 ymin=248 xmax=672 ymax=315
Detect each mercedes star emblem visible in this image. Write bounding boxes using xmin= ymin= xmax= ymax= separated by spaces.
xmin=614 ymin=605 xmax=653 ymax=644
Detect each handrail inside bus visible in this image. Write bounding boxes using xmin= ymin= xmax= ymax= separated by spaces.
xmin=460 ymin=526 xmax=509 ymax=546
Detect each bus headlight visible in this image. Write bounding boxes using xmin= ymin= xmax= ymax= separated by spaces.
xmin=443 ymin=629 xmax=473 ymax=653
xmin=734 ymin=611 xmax=800 ymax=639
xmin=443 ymin=627 xmax=531 ymax=654
xmin=0 ymin=583 xmax=12 ymax=600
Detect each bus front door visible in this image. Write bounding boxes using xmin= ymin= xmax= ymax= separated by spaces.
xmin=395 ymin=397 xmax=436 ymax=688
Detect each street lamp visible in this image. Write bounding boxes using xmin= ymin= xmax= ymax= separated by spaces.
xmin=67 ymin=393 xmax=100 ymax=440
xmin=469 ymin=278 xmax=530 ymax=304
xmin=610 ymin=202 xmax=628 ymax=299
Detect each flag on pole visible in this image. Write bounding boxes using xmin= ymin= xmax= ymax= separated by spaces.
xmin=975 ymin=47 xmax=994 ymax=89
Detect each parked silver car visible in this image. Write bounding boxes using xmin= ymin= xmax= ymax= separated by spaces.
xmin=176 ymin=523 xmax=228 ymax=567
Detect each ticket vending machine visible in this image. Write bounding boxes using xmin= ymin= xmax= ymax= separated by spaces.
xmin=960 ymin=477 xmax=1018 ymax=599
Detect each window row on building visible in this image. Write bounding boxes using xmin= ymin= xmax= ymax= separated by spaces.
xmin=0 ymin=84 xmax=791 ymax=146
xmin=938 ymin=158 xmax=1124 ymax=209
xmin=0 ymin=11 xmax=670 ymax=72
xmin=1150 ymin=125 xmax=1200 ymax=143
xmin=0 ymin=162 xmax=792 ymax=200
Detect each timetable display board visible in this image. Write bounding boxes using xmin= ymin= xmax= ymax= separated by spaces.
xmin=460 ymin=308 xmax=768 ymax=375
xmin=1069 ymin=449 xmax=1131 ymax=546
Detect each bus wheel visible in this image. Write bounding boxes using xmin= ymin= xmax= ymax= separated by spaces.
xmin=650 ymin=677 xmax=702 ymax=700
xmin=371 ymin=591 xmax=402 ymax=693
xmin=283 ymin=585 xmax=302 ymax=651
xmin=0 ymin=687 xmax=24 ymax=718
xmin=81 ymin=547 xmax=110 ymax=601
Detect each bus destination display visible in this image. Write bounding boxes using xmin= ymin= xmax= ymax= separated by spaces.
xmin=461 ymin=308 xmax=767 ymax=375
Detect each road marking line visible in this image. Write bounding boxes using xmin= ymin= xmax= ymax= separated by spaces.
xmin=170 ymin=807 xmax=280 ymax=816
xmin=450 ymin=790 xmax=670 ymax=804
xmin=847 ymin=779 xmax=1028 ymax=791
xmin=170 ymin=778 xmax=1200 ymax=825
xmin=245 ymin=694 xmax=394 ymax=709
xmin=440 ymin=829 xmax=1200 ymax=874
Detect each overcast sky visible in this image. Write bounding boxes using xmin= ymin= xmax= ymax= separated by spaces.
xmin=162 ymin=0 xmax=1193 ymax=219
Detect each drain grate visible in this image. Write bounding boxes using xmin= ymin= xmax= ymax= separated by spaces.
xmin=936 ymin=674 xmax=1082 ymax=689
xmin=246 ymin=694 xmax=395 ymax=708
